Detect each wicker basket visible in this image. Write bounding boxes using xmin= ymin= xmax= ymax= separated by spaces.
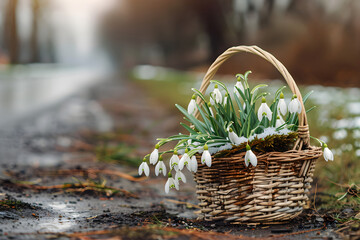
xmin=194 ymin=46 xmax=323 ymax=224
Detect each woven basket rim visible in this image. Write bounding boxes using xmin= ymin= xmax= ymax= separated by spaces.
xmin=202 ymin=145 xmax=322 ymax=157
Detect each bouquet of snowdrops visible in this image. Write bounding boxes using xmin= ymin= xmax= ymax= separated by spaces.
xmin=139 ymin=71 xmax=334 ymax=193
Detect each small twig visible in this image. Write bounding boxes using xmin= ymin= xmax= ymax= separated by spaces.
xmin=163 ymin=199 xmax=200 ymax=209
xmin=269 ymin=225 xmax=325 ymax=238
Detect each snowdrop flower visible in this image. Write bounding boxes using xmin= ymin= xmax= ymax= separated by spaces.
xmin=175 ymin=170 xmax=186 ymax=183
xmin=323 ymin=144 xmax=334 ymax=161
xmin=208 ymin=102 xmax=214 ymax=117
xmin=234 ymin=78 xmax=244 ymax=98
xmin=223 ymin=93 xmax=228 ymax=106
xmin=149 ymin=144 xmax=159 ymax=165
xmin=258 ymin=97 xmax=272 ymax=122
xmin=278 ymin=92 xmax=287 ymax=116
xmin=201 ymin=144 xmax=212 ymax=167
xmin=228 ymin=128 xmax=241 ymax=145
xmin=288 ymin=94 xmax=302 ymax=114
xmin=187 ymin=95 xmax=196 ymax=115
xmin=245 ymin=144 xmax=257 ymax=167
xmin=155 ymin=156 xmax=167 ymax=176
xmin=169 ymin=150 xmax=179 ymax=171
xmin=179 ymin=149 xmax=190 ymax=170
xmin=190 ymin=155 xmax=198 ymax=172
xmin=275 ymin=115 xmax=285 ymax=128
xmin=138 ymin=158 xmax=150 ymax=177
xmin=210 ymin=84 xmax=222 ymax=105
xmin=165 ymin=172 xmax=179 ymax=193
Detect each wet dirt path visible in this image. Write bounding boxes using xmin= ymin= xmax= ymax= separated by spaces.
xmin=0 ymin=78 xmax=340 ymax=239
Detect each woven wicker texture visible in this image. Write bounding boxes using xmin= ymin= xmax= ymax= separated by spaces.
xmin=193 ymin=45 xmax=322 ymax=224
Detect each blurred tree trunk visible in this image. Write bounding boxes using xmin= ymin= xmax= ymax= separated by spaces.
xmin=189 ymin=0 xmax=228 ymax=61
xmin=4 ymin=0 xmax=19 ymax=64
xmin=30 ymin=0 xmax=40 ymax=62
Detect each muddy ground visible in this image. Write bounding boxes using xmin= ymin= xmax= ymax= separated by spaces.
xmin=0 ymin=78 xmax=353 ymax=239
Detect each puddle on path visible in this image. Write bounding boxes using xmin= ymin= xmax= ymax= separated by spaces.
xmin=37 ymin=202 xmax=80 ymax=232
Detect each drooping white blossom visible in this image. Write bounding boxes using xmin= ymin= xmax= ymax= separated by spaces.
xmin=169 ymin=151 xmax=180 ymax=171
xmin=323 ymin=144 xmax=334 ymax=161
xmin=278 ymin=92 xmax=287 ymax=116
xmin=208 ymin=102 xmax=214 ymax=117
xmin=228 ymin=128 xmax=241 ymax=145
xmin=234 ymin=79 xmax=245 ymax=98
xmin=179 ymin=149 xmax=190 ymax=170
xmin=210 ymin=84 xmax=222 ymax=105
xmin=223 ymin=93 xmax=228 ymax=106
xmin=187 ymin=95 xmax=197 ymax=115
xmin=155 ymin=158 xmax=167 ymax=176
xmin=275 ymin=115 xmax=285 ymax=128
xmin=288 ymin=95 xmax=302 ymax=114
xmin=190 ymin=155 xmax=198 ymax=172
xmin=138 ymin=159 xmax=150 ymax=177
xmin=149 ymin=144 xmax=159 ymax=165
xmin=201 ymin=144 xmax=212 ymax=167
xmin=245 ymin=144 xmax=257 ymax=167
xmin=165 ymin=173 xmax=179 ymax=193
xmin=258 ymin=97 xmax=272 ymax=121
xmin=175 ymin=170 xmax=186 ymax=183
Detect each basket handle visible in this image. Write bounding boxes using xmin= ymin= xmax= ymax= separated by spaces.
xmin=196 ymin=45 xmax=310 ymax=150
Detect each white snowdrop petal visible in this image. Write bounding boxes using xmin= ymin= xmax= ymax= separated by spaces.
xmin=244 ymin=151 xmax=250 ymax=167
xmin=205 ymin=155 xmax=212 ymax=167
xmin=278 ymin=99 xmax=287 ymax=115
xmin=324 ymin=147 xmax=334 ymax=161
xmin=173 ymin=178 xmax=179 ymax=190
xmin=201 ymin=152 xmax=206 ymax=164
xmin=144 ymin=163 xmax=150 ymax=177
xmin=229 ymin=131 xmax=240 ymax=145
xmin=179 ymin=157 xmax=185 ymax=170
xmin=257 ymin=104 xmax=264 ymax=122
xmin=150 ymin=149 xmax=159 ymax=165
xmin=289 ymin=98 xmax=302 ymax=114
xmin=223 ymin=97 xmax=228 ymax=105
xmin=214 ymin=89 xmax=222 ymax=104
xmin=176 ymin=171 xmax=186 ymax=183
xmin=187 ymin=99 xmax=196 ymax=115
xmin=179 ymin=154 xmax=189 ymax=170
xmin=191 ymin=156 xmax=198 ymax=173
xmin=234 ymin=82 xmax=244 ymax=98
xmin=161 ymin=162 xmax=167 ymax=176
xmin=249 ymin=151 xmax=257 ymax=167
xmin=155 ymin=162 xmax=160 ymax=176
xmin=265 ymin=105 xmax=272 ymax=121
xmin=170 ymin=155 xmax=179 ymax=170
xmin=186 ymin=163 xmax=192 ymax=172
xmin=165 ymin=179 xmax=170 ymax=193
xmin=138 ymin=163 xmax=144 ymax=176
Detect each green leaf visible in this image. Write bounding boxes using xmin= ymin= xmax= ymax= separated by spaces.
xmin=196 ymin=104 xmax=213 ymax=134
xmin=302 ymin=90 xmax=314 ymax=104
xmin=251 ymin=84 xmax=268 ymax=95
xmin=244 ymin=70 xmax=252 ymax=80
xmin=306 ymin=106 xmax=317 ymax=113
xmin=210 ymin=80 xmax=230 ymax=94
xmin=191 ymin=88 xmax=207 ymax=103
xmin=180 ymin=123 xmax=197 ymax=135
xmin=175 ymin=104 xmax=207 ymax=133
